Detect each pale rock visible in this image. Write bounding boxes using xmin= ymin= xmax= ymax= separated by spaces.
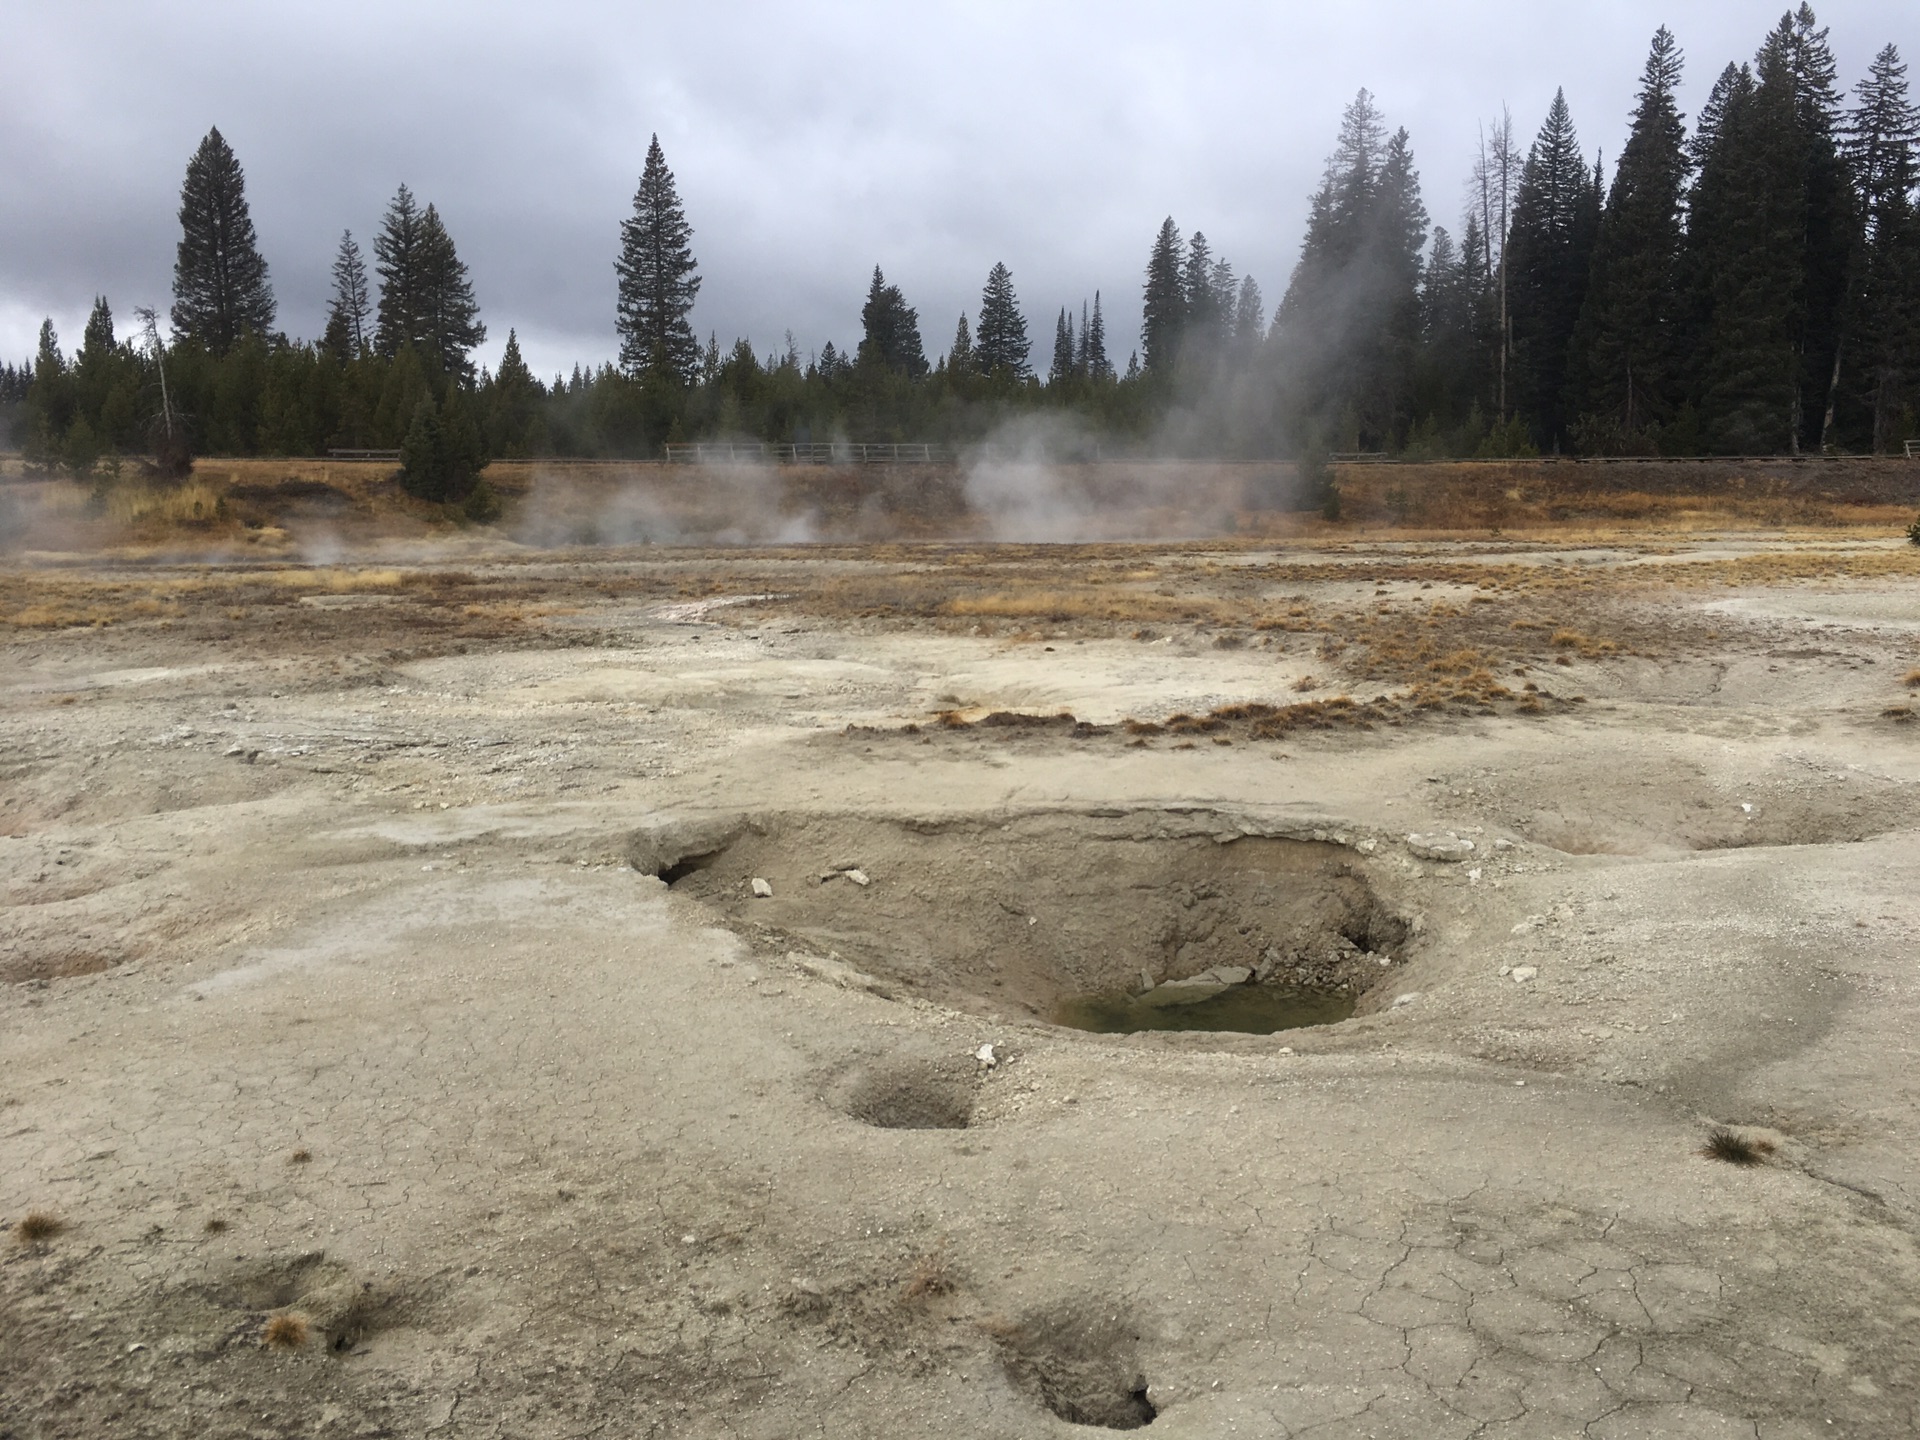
xmin=750 ymin=877 xmax=774 ymax=898
xmin=845 ymin=869 xmax=871 ymax=887
xmin=1511 ymin=965 xmax=1538 ymax=983
xmin=1407 ymin=832 xmax=1476 ymax=862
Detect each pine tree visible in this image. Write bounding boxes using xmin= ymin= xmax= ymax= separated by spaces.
xmin=1277 ymin=92 xmax=1427 ymax=450
xmin=1049 ymin=308 xmax=1075 ymax=386
xmin=856 ymin=267 xmax=928 ymax=376
xmin=1782 ymin=5 xmax=1855 ymax=448
xmin=1505 ymin=90 xmax=1596 ymax=448
xmin=484 ymin=329 xmax=546 ymax=457
xmin=374 ymin=186 xmax=427 ymax=359
xmin=1234 ymin=276 xmax=1266 ymax=350
xmin=1568 ymin=27 xmax=1691 ymax=447
xmin=1692 ymin=48 xmax=1805 ymax=452
xmin=1141 ymin=218 xmax=1187 ymax=374
xmin=1844 ymin=44 xmax=1920 ymax=449
xmin=1183 ymin=233 xmax=1221 ymax=353
xmin=22 ymin=319 xmax=72 ymax=469
xmin=171 ymin=127 xmax=275 ymax=353
xmin=947 ymin=315 xmax=973 ymax=373
xmin=615 ymin=135 xmax=703 ymax=383
xmin=417 ymin=204 xmax=485 ymax=373
xmin=374 ymin=189 xmax=484 ymax=371
xmin=326 ymin=231 xmax=371 ymax=358
xmin=974 ymin=262 xmax=1031 ymax=378
xmin=1084 ymin=292 xmax=1112 ymax=380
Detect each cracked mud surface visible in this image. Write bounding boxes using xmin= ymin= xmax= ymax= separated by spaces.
xmin=4 ymin=532 xmax=1920 ymax=1437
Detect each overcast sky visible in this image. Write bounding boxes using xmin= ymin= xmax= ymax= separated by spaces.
xmin=4 ymin=2 xmax=1915 ymax=381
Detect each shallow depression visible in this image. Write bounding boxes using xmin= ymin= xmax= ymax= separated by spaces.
xmin=632 ymin=808 xmax=1408 ymax=1032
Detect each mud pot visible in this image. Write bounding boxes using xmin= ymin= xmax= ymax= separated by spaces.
xmin=633 ymin=809 xmax=1407 ymax=1028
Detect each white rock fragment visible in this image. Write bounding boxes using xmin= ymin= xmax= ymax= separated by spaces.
xmin=844 ymin=869 xmax=871 ymax=887
xmin=1467 ymin=867 xmax=1483 ymax=884
xmin=1392 ymin=992 xmax=1421 ymax=1008
xmin=974 ymin=1043 xmax=998 ymax=1069
xmin=1511 ymin=965 xmax=1538 ymax=983
xmin=1407 ymin=832 xmax=1476 ymax=862
xmin=750 ymin=877 xmax=774 ymax=898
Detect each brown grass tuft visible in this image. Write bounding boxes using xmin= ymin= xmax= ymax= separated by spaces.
xmin=263 ymin=1312 xmax=310 ymax=1350
xmin=1904 ymin=668 xmax=1920 ymax=688
xmin=287 ymin=1148 xmax=312 ymax=1164
xmin=203 ymin=1217 xmax=228 ymax=1234
xmin=1292 ymin=674 xmax=1321 ymax=692
xmin=1700 ymin=1127 xmax=1773 ymax=1166
xmin=14 ymin=1210 xmax=63 ymax=1244
xmin=902 ymin=1249 xmax=958 ymax=1302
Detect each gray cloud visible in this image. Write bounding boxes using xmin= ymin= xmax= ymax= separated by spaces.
xmin=4 ymin=1 xmax=1914 ymax=380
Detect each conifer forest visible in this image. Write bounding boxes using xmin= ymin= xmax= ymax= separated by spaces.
xmin=6 ymin=9 xmax=1920 ymax=498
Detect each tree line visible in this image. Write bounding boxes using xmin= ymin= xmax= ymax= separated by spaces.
xmin=10 ymin=6 xmax=1919 ymax=498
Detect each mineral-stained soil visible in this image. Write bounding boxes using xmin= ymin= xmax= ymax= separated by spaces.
xmin=5 ymin=526 xmax=1920 ymax=1437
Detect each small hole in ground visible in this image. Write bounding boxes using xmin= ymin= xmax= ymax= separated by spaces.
xmin=992 ymin=1301 xmax=1157 ymax=1429
xmin=834 ymin=1059 xmax=976 ymax=1130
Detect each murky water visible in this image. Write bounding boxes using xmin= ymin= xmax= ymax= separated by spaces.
xmin=1052 ymin=984 xmax=1355 ymax=1035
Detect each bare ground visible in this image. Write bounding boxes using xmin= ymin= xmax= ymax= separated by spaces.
xmin=4 ymin=526 xmax=1920 ymax=1437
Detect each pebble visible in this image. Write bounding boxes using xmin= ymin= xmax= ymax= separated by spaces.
xmin=844 ymin=869 xmax=870 ymax=887
xmin=751 ymin=878 xmax=773 ymax=898
xmin=1511 ymin=965 xmax=1538 ymax=983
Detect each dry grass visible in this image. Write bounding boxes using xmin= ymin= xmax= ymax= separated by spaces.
xmin=103 ymin=480 xmax=227 ymax=528
xmin=263 ymin=1312 xmax=310 ymax=1350
xmin=263 ymin=567 xmax=408 ymax=593
xmin=1700 ymin=1127 xmax=1774 ymax=1166
xmin=1904 ymin=668 xmax=1920 ymax=688
xmin=288 ymin=1148 xmax=312 ymax=1164
xmin=901 ymin=1248 xmax=958 ymax=1302
xmin=13 ymin=1210 xmax=63 ymax=1244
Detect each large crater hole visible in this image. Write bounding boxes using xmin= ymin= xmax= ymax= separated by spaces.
xmin=633 ymin=811 xmax=1408 ymax=1035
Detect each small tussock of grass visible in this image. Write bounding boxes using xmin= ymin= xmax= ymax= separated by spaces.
xmin=1903 ymin=668 xmax=1920 ymax=688
xmin=902 ymin=1249 xmax=958 ymax=1302
xmin=13 ymin=1210 xmax=63 ymax=1244
xmin=287 ymin=1148 xmax=313 ymax=1164
xmin=263 ymin=1312 xmax=310 ymax=1350
xmin=1700 ymin=1127 xmax=1775 ymax=1167
xmin=203 ymin=1217 xmax=229 ymax=1234
xmin=1883 ymin=706 xmax=1915 ymax=722
xmin=1292 ymin=674 xmax=1321 ymax=692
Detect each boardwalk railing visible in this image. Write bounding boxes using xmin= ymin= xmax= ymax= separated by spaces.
xmin=662 ymin=441 xmax=946 ymax=464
